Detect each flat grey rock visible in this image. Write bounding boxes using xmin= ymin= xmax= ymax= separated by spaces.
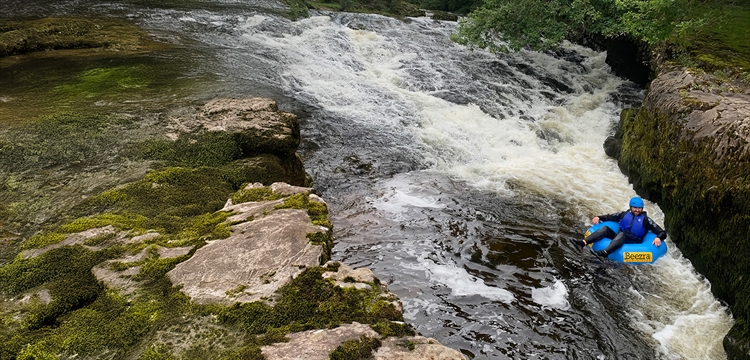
xmin=261 ymin=322 xmax=379 ymax=360
xmin=21 ymin=225 xmax=117 ymax=259
xmin=167 ymin=209 xmax=327 ymax=304
xmin=375 ymin=336 xmax=466 ymax=360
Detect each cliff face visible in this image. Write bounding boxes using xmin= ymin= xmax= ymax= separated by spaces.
xmin=610 ymin=64 xmax=750 ymax=357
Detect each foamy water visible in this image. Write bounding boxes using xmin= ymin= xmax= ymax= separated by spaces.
xmin=122 ymin=6 xmax=735 ymax=358
xmin=218 ymin=13 xmax=735 ymax=358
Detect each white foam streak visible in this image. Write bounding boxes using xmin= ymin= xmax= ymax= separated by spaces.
xmin=425 ymin=262 xmax=514 ymax=303
xmin=532 ymin=280 xmax=570 ymax=310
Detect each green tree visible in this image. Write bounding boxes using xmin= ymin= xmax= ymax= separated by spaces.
xmin=417 ymin=0 xmax=483 ymax=14
xmin=451 ymin=0 xmax=725 ymax=52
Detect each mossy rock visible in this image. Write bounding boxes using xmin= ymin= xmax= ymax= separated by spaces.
xmin=615 ymin=102 xmax=750 ymax=356
xmin=329 ymin=335 xmax=381 ymax=360
xmin=0 ymin=17 xmax=159 ymax=57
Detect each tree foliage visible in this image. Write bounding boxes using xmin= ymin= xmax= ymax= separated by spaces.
xmin=413 ymin=0 xmax=483 ymax=14
xmin=452 ymin=0 xmax=727 ymax=52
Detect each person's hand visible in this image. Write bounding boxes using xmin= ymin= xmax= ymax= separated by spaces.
xmin=591 ymin=216 xmax=600 ymax=225
xmin=653 ymin=238 xmax=662 ymax=247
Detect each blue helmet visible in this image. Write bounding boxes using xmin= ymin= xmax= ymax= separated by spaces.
xmin=629 ymin=196 xmax=644 ymax=208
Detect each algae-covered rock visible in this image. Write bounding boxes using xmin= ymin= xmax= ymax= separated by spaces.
xmin=0 ymin=17 xmax=158 ymax=57
xmin=167 ymin=97 xmax=301 ymax=156
xmin=261 ymin=322 xmax=380 ymax=360
xmin=375 ymin=335 xmax=466 ymax=359
xmin=613 ymin=65 xmax=750 ymax=357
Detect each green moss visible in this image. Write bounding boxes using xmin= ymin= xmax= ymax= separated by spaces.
xmin=231 ymin=187 xmax=284 ymax=204
xmin=325 ymin=261 xmax=341 ymax=272
xmin=0 ymin=246 xmax=121 ymax=334
xmin=65 ymin=213 xmax=151 ymax=233
xmin=0 ymin=17 xmax=153 ymax=57
xmin=81 ymin=167 xmax=234 ymax=220
xmin=217 ymin=346 xmax=264 ymax=360
xmin=370 ymin=320 xmax=415 ymax=338
xmin=16 ymin=343 xmax=59 ymax=360
xmin=0 ymin=279 xmax=198 ymax=359
xmin=329 ymin=335 xmax=381 ymax=360
xmin=676 ymin=6 xmax=750 ymax=82
xmin=130 ymin=132 xmax=243 ymax=168
xmin=225 ymin=285 xmax=247 ymax=297
xmin=214 ymin=266 xmax=404 ymax=339
xmin=369 ymin=300 xmax=403 ymax=321
xmin=134 ymin=253 xmax=190 ymax=282
xmin=405 ymin=339 xmax=415 ymax=351
xmin=139 ymin=344 xmax=179 ymax=360
xmin=53 ymin=66 xmax=150 ymax=103
xmin=0 ymin=112 xmax=138 ymax=174
xmin=20 ymin=233 xmax=67 ymax=250
xmin=307 ymin=231 xmax=334 ymax=264
xmin=617 ymin=104 xmax=750 ymax=351
xmin=275 ymin=193 xmax=332 ymax=229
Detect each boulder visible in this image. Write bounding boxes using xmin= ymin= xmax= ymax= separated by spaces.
xmin=261 ymin=323 xmax=465 ymax=360
xmin=226 ymin=154 xmax=307 ymax=188
xmin=261 ymin=323 xmax=380 ymax=360
xmin=167 ymin=97 xmax=300 ymax=156
xmin=375 ymin=336 xmax=466 ymax=360
xmin=167 ymin=208 xmax=329 ymax=304
xmin=612 ymin=65 xmax=750 ymax=356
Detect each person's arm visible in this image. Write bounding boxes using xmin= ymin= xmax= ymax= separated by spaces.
xmin=644 ymin=214 xmax=667 ymax=246
xmin=593 ymin=212 xmax=624 ymax=224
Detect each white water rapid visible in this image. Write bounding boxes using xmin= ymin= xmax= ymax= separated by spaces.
xmin=12 ymin=2 xmax=728 ymax=357
xmin=215 ymin=12 xmax=732 ymax=359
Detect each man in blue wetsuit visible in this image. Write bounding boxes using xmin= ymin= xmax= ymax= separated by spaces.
xmin=571 ymin=196 xmax=667 ymax=257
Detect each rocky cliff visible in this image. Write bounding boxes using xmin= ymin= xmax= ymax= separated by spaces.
xmin=606 ymin=60 xmax=750 ymax=358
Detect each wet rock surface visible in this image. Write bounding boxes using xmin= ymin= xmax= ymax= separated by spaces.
xmin=167 ymin=97 xmax=300 ymax=156
xmin=613 ymin=64 xmax=750 ymax=356
xmin=0 ymin=17 xmax=160 ymax=57
xmin=168 ymin=207 xmax=328 ymax=304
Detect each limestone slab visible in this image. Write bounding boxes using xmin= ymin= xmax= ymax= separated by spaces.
xmin=167 ymin=209 xmax=326 ymax=304
xmin=261 ymin=323 xmax=379 ymax=360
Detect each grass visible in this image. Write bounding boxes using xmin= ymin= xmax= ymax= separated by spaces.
xmin=676 ymin=5 xmax=750 ymax=82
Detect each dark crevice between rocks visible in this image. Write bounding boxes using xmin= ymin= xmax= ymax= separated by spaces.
xmin=572 ymin=33 xmax=652 ymax=87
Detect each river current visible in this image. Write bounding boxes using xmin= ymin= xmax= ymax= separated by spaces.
xmin=0 ymin=0 xmax=733 ymax=358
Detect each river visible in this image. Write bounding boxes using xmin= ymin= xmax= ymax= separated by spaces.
xmin=0 ymin=0 xmax=733 ymax=358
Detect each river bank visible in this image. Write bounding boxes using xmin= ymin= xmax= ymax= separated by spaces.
xmin=603 ymin=7 xmax=750 ymax=357
xmin=0 ymin=17 xmax=463 ymax=359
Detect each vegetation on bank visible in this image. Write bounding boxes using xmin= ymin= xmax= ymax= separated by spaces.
xmin=1 ymin=258 xmax=410 ymax=359
xmin=672 ymin=5 xmax=750 ymax=83
xmin=451 ymin=0 xmax=736 ymax=53
xmin=0 ymin=96 xmax=398 ymax=359
xmin=1 ymin=164 xmax=410 ymax=358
